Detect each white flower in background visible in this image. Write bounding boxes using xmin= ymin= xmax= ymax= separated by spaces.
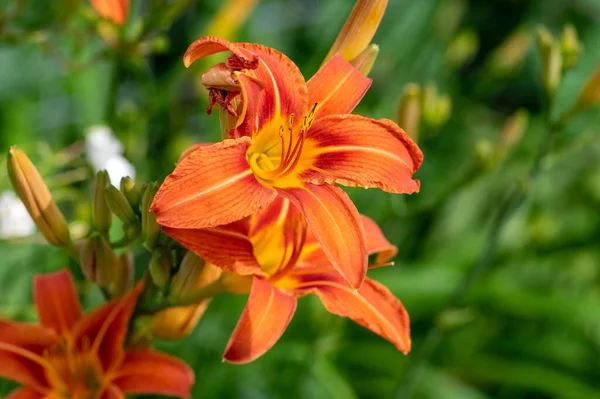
xmin=84 ymin=125 xmax=136 ymax=183
xmin=0 ymin=191 xmax=36 ymax=239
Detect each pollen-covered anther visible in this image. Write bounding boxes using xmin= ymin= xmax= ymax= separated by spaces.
xmin=207 ymin=89 xmax=240 ymax=116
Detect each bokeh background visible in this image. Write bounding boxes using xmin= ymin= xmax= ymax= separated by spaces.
xmin=2 ymin=0 xmax=600 ymax=398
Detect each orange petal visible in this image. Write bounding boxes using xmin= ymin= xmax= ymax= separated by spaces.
xmin=163 ymin=224 xmax=265 ymax=277
xmin=0 ymin=349 xmax=47 ymax=393
xmin=101 ymin=385 xmax=125 ymax=399
xmin=72 ymin=282 xmax=143 ymax=370
xmin=89 ymin=0 xmax=129 ymax=26
xmin=308 ymin=54 xmax=372 ymax=118
xmin=151 ymin=137 xmax=276 ymax=229
xmin=0 ymin=320 xmax=57 ymax=350
xmin=292 ymin=272 xmax=410 ymax=353
xmin=223 ymin=277 xmax=297 ymax=364
xmin=6 ymin=388 xmax=43 ymax=399
xmin=113 ymin=349 xmax=194 ymax=397
xmin=361 ymin=215 xmax=398 ymax=263
xmin=277 ymin=184 xmax=367 ymax=289
xmin=302 ymin=115 xmax=423 ymax=193
xmin=237 ymin=43 xmax=308 ymax=127
xmin=33 ymin=270 xmax=82 ymax=335
xmin=183 ymin=36 xmax=255 ymax=69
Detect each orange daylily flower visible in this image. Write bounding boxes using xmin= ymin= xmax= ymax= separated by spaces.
xmin=164 ymin=197 xmax=410 ymax=364
xmin=0 ymin=270 xmax=194 ymax=399
xmin=151 ymin=37 xmax=423 ymax=289
xmin=90 ymin=0 xmax=129 ymax=26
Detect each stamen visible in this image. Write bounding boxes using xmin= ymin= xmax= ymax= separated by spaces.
xmin=369 ymin=261 xmax=395 ymax=269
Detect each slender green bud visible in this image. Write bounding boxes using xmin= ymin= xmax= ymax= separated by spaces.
xmin=141 ymin=182 xmax=161 ymax=250
xmin=171 ymin=251 xmax=206 ymax=300
xmin=6 ymin=147 xmax=73 ymax=249
xmin=446 ymin=29 xmax=479 ymax=69
xmin=536 ymin=26 xmax=562 ymax=98
xmin=120 ymin=177 xmax=140 ymax=209
xmin=113 ymin=250 xmax=135 ymax=297
xmin=560 ymin=23 xmax=582 ymax=70
xmin=105 ymin=184 xmax=137 ymax=226
xmin=149 ymin=246 xmax=173 ymax=288
xmin=422 ymin=83 xmax=452 ymax=127
xmin=486 ymin=27 xmax=531 ymax=76
xmin=80 ymin=233 xmax=118 ymax=287
xmin=396 ymin=84 xmax=421 ymax=142
xmin=92 ymin=170 xmax=112 ymax=233
xmin=351 ymin=44 xmax=379 ymax=76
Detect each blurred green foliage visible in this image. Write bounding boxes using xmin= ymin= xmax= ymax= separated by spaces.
xmin=2 ymin=0 xmax=600 ymax=398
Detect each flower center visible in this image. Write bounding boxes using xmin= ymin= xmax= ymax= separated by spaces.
xmin=44 ymin=337 xmax=106 ymax=399
xmin=247 ymin=104 xmax=317 ymax=186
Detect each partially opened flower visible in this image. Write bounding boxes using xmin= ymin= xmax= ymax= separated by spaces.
xmin=164 ymin=197 xmax=410 ymax=364
xmin=151 ymin=37 xmax=423 ymax=289
xmin=0 ymin=270 xmax=194 ymax=398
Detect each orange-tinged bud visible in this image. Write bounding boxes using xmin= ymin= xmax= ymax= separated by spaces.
xmin=220 ymin=271 xmax=252 ymax=294
xmin=92 ymin=170 xmax=112 ymax=234
xmin=120 ymin=176 xmax=140 ymax=209
xmin=89 ymin=0 xmax=130 ymax=26
xmin=149 ymin=247 xmax=173 ymax=288
xmin=105 ymin=184 xmax=137 ymax=226
xmin=142 ymin=183 xmax=161 ymax=250
xmin=80 ymin=232 xmax=118 ymax=287
xmin=153 ymin=260 xmax=222 ymax=340
xmin=351 ymin=44 xmax=379 ymax=76
xmin=324 ymin=0 xmax=388 ymax=64
xmin=574 ymin=61 xmax=600 ymax=111
xmin=396 ymin=84 xmax=421 ymax=142
xmin=6 ymin=147 xmax=72 ymax=248
xmin=113 ymin=250 xmax=134 ymax=297
xmin=204 ymin=0 xmax=260 ymax=40
xmin=486 ymin=27 xmax=532 ymax=76
xmin=497 ymin=108 xmax=529 ymax=151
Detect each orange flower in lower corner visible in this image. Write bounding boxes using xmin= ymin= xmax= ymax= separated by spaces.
xmin=151 ymin=36 xmax=423 ymax=290
xmin=164 ymin=197 xmax=410 ymax=364
xmin=0 ymin=270 xmax=194 ymax=399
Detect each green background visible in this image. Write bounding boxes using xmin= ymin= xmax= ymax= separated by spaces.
xmin=2 ymin=0 xmax=600 ymax=398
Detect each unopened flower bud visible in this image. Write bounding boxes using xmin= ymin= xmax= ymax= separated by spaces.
xmin=141 ymin=183 xmax=161 ymax=250
xmin=120 ymin=177 xmax=140 ymax=209
xmin=170 ymin=251 xmax=206 ymax=299
xmin=92 ymin=170 xmax=112 ymax=234
xmin=152 ymin=262 xmax=223 ymax=339
xmin=113 ymin=250 xmax=135 ymax=297
xmin=422 ymin=83 xmax=452 ymax=128
xmin=486 ymin=27 xmax=531 ymax=76
xmin=7 ymin=147 xmax=72 ymax=248
xmin=351 ymin=44 xmax=379 ymax=76
xmin=105 ymin=184 xmax=137 ymax=226
xmin=560 ymin=24 xmax=582 ymax=71
xmin=324 ymin=0 xmax=388 ymax=64
xmin=80 ymin=233 xmax=118 ymax=287
xmin=149 ymin=247 xmax=173 ymax=288
xmin=396 ymin=84 xmax=421 ymax=142
xmin=446 ymin=29 xmax=479 ymax=69
xmin=536 ymin=26 xmax=562 ymax=98
xmin=498 ymin=108 xmax=529 ymax=151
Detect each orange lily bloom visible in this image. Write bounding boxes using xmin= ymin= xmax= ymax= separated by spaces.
xmin=151 ymin=37 xmax=423 ymax=289
xmin=164 ymin=197 xmax=410 ymax=364
xmin=90 ymin=0 xmax=129 ymax=26
xmin=0 ymin=270 xmax=194 ymax=399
